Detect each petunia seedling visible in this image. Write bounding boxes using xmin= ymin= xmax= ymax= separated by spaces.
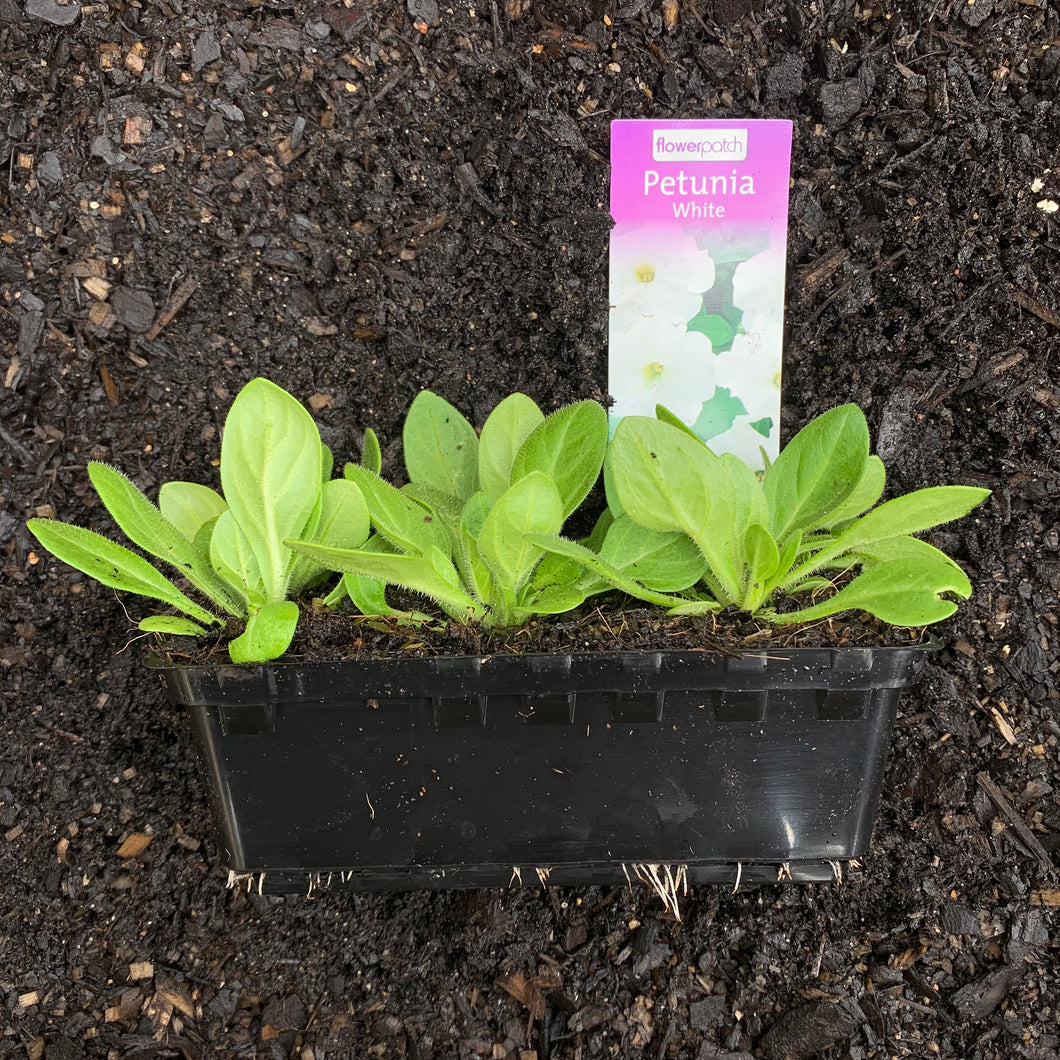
xmin=27 ymin=378 xmax=369 ymax=663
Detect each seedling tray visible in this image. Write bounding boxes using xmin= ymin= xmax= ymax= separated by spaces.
xmin=152 ymin=645 xmax=929 ymax=894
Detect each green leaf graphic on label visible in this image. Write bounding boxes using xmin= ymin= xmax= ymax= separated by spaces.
xmin=687 ymin=310 xmax=736 ymax=350
xmin=750 ymin=416 xmax=773 ymax=438
xmin=692 ymin=387 xmax=747 ymax=441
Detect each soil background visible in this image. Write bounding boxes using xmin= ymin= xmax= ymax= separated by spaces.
xmin=2 ymin=0 xmax=1059 ymax=1057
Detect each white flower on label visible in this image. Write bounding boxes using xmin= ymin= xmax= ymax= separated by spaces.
xmin=609 ymin=317 xmax=714 ymax=422
xmin=610 ymin=226 xmax=715 ymax=329
xmin=732 ymin=247 xmax=786 ymax=322
xmin=708 ymin=313 xmax=784 ymax=466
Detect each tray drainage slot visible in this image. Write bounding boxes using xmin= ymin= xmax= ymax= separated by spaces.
xmin=610 ymin=691 xmax=665 ymax=723
xmin=816 ymin=689 xmax=871 ymax=720
xmin=521 ymin=693 xmax=575 ymax=724
xmin=433 ymin=696 xmax=487 ymax=728
xmin=712 ymin=691 xmax=766 ymax=723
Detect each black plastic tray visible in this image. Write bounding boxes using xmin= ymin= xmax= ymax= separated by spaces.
xmin=152 ymin=646 xmax=930 ymax=893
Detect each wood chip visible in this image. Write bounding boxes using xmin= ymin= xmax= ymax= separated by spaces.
xmin=1030 ymin=889 xmax=1060 ymax=907
xmin=81 ymin=276 xmax=111 ymax=300
xmin=988 ymin=707 xmax=1017 ymax=745
xmin=99 ymin=364 xmax=119 ymax=407
xmin=117 ymin=832 xmax=153 ymax=859
xmin=88 ymin=301 xmax=117 ymax=330
xmin=129 ymin=961 xmax=154 ymax=981
xmin=123 ymin=115 xmax=151 ymax=145
xmin=5 ymin=824 xmax=24 ymax=842
xmin=262 ymin=1024 xmax=280 ymax=1041
xmin=19 ymin=990 xmax=40 ymax=1008
xmin=156 ymin=984 xmax=195 ymax=1019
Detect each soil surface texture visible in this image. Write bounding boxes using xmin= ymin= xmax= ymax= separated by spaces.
xmin=2 ymin=1 xmax=1059 ymax=1059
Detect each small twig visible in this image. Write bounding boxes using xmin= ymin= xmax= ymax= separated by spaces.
xmin=352 ymin=68 xmax=407 ymax=131
xmin=808 ymin=249 xmax=907 ymax=323
xmin=146 ymin=277 xmax=198 ymax=341
xmin=976 ymin=771 xmax=1054 ymax=874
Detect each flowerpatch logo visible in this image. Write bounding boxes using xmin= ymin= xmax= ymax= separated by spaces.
xmin=653 ymin=129 xmax=748 ymax=162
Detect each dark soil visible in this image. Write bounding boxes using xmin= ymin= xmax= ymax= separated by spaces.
xmin=2 ymin=1 xmax=1059 ymax=1059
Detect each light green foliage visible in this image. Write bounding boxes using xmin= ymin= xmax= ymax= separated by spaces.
xmin=607 ymin=405 xmax=990 ymax=627
xmin=27 ymin=378 xmax=369 ymax=663
xmin=290 ymin=393 xmax=630 ymax=627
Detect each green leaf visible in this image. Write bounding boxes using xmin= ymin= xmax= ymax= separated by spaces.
xmin=344 ymin=463 xmax=449 ymax=556
xmin=599 ymin=515 xmax=707 ymax=592
xmin=321 ymin=443 xmax=334 ymax=483
xmin=826 ymin=534 xmax=972 ymax=596
xmin=829 ymin=486 xmax=991 ymax=557
xmin=511 ymin=400 xmax=607 ymax=520
xmin=362 ymin=428 xmax=382 ymax=475
xmin=138 ymin=615 xmax=209 ymax=636
xmin=287 ymin=478 xmax=371 ymax=596
xmin=519 ymin=583 xmax=587 ymax=617
xmin=210 ymin=510 xmax=264 ymax=607
xmin=89 ymin=463 xmax=239 ymax=614
xmin=220 ymin=378 xmax=323 ymax=603
xmin=285 ymin=539 xmax=483 ymax=622
xmin=403 ymin=390 xmax=479 ymax=501
xmin=478 ymin=393 xmax=545 ymax=500
xmin=655 ymin=404 xmax=707 ymax=444
xmin=608 ymin=416 xmax=743 ymax=603
xmin=769 ymin=558 xmax=972 ymax=627
xmin=158 ymin=481 xmax=228 ymax=542
xmin=763 ymin=404 xmax=869 ymax=540
xmin=229 ymin=601 xmax=299 ymax=663
xmin=402 ymin=482 xmax=465 ymax=545
xmin=457 ymin=492 xmax=495 ymax=602
xmin=477 ymin=472 xmax=563 ymax=592
xmin=743 ymin=523 xmax=780 ymax=609
xmin=27 ymin=519 xmax=217 ymax=625
xmin=813 ymin=455 xmax=886 ymax=530
xmin=527 ymin=533 xmax=709 ymax=611
xmin=581 ymin=507 xmax=614 ymax=553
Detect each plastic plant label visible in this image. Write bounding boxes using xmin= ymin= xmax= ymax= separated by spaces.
xmin=608 ymin=119 xmax=794 ymax=467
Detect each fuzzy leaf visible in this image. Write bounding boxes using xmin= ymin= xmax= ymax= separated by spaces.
xmin=210 ymin=510 xmax=264 ymax=607
xmin=478 ymin=393 xmax=545 ymax=499
xmin=27 ymin=519 xmax=217 ymax=625
xmin=511 ymin=400 xmax=607 ymax=519
xmin=527 ymin=533 xmax=707 ymax=610
xmin=764 ymin=404 xmax=869 ymax=540
xmin=158 ymin=481 xmax=228 ymax=543
xmin=770 ymin=558 xmax=972 ymax=626
xmin=285 ymin=539 xmax=482 ymax=622
xmin=477 ymin=472 xmax=563 ymax=592
xmin=608 ymin=416 xmax=743 ymax=603
xmin=599 ymin=515 xmax=707 ymax=592
xmin=89 ymin=463 xmax=238 ymax=614
xmin=361 ymin=428 xmax=382 ymax=475
xmin=287 ymin=478 xmax=371 ymax=596
xmin=228 ymin=601 xmax=299 ymax=663
xmin=813 ymin=455 xmax=886 ymax=529
xmin=344 ymin=463 xmax=449 ymax=556
xmin=404 ymin=390 xmax=479 ymax=501
xmin=138 ymin=615 xmax=209 ymax=636
xmin=220 ymin=378 xmax=322 ymax=603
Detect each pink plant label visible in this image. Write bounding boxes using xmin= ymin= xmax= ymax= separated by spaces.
xmin=608 ymin=119 xmax=793 ymax=466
